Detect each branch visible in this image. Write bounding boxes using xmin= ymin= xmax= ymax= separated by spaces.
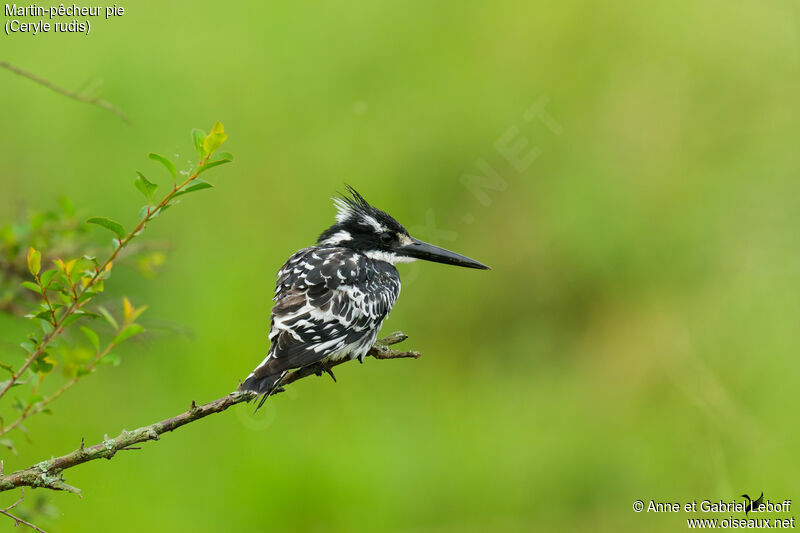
xmin=0 ymin=332 xmax=419 ymax=495
xmin=0 ymin=60 xmax=129 ymax=123
xmin=0 ymin=152 xmax=213 ymax=402
xmin=0 ymin=488 xmax=47 ymax=532
xmin=0 ymin=340 xmax=118 ymax=438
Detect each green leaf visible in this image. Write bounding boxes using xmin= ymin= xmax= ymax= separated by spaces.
xmin=97 ymin=305 xmax=119 ymax=331
xmin=192 ymin=128 xmax=207 ymax=157
xmin=40 ymin=269 xmax=58 ymax=288
xmin=87 ymin=217 xmax=126 ymax=240
xmin=0 ymin=361 xmax=15 ymax=375
xmin=173 ymin=180 xmax=213 ymax=198
xmin=61 ymin=313 xmax=87 ymax=328
xmin=80 ymin=326 xmax=100 ymax=351
xmin=27 ymin=247 xmax=41 ymax=276
xmin=11 ymin=397 xmax=26 ymax=412
xmin=35 ymin=355 xmax=54 ymax=374
xmin=39 ymin=319 xmax=53 ymax=335
xmin=21 ymin=281 xmax=42 ymax=294
xmin=113 ymin=323 xmax=144 ymax=344
xmin=197 ymin=158 xmax=232 ymax=176
xmin=20 ymin=341 xmax=35 ymax=354
xmin=134 ymin=172 xmax=158 ymax=203
xmin=203 ymin=122 xmax=227 ymax=156
xmin=148 ymin=152 xmax=177 ymax=181
xmin=101 ymin=353 xmax=121 ymax=366
xmin=24 ymin=309 xmax=52 ymax=321
xmin=216 ymin=152 xmax=233 ymax=161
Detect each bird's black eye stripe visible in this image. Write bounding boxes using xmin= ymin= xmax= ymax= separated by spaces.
xmin=379 ymin=232 xmax=393 ymax=244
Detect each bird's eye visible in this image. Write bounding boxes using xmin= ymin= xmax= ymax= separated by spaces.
xmin=379 ymin=232 xmax=393 ymax=245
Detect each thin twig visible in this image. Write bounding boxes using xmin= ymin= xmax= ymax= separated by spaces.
xmin=0 ymin=60 xmax=129 ymax=123
xmin=0 ymin=488 xmax=48 ymax=532
xmin=0 ymin=332 xmax=419 ymax=494
xmin=0 ymin=341 xmax=118 ymax=437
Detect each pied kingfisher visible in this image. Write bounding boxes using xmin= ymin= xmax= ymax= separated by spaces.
xmin=241 ymin=186 xmax=489 ymax=407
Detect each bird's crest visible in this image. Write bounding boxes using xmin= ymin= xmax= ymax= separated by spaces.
xmin=333 ymin=185 xmax=374 ymax=223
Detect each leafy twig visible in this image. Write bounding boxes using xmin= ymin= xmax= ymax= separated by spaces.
xmin=0 ymin=340 xmax=118 ymax=438
xmin=0 ymin=59 xmax=129 ymax=123
xmin=0 ymin=132 xmax=226 ymax=402
xmin=0 ymin=332 xmax=419 ymax=494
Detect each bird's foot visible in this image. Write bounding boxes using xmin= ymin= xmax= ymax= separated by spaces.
xmin=310 ymin=362 xmax=337 ymax=383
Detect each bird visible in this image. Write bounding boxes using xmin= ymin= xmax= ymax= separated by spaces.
xmin=742 ymin=492 xmax=764 ymax=516
xmin=240 ymin=185 xmax=489 ymax=409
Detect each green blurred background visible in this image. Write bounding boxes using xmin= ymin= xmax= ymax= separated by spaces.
xmin=2 ymin=1 xmax=800 ymax=531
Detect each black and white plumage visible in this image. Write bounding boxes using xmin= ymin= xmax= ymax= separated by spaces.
xmin=241 ymin=186 xmax=488 ymax=407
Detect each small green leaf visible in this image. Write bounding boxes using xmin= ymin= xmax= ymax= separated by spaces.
xmin=192 ymin=128 xmax=207 ymax=157
xmin=113 ymin=323 xmax=144 ymax=344
xmin=87 ymin=217 xmax=126 ymax=240
xmin=134 ymin=172 xmax=159 ymax=203
xmin=59 ymin=313 xmax=84 ymax=328
xmin=101 ymin=353 xmax=121 ymax=366
xmin=30 ymin=352 xmax=54 ymax=374
xmin=20 ymin=342 xmax=35 ymax=354
xmin=203 ymin=122 xmax=227 ymax=155
xmin=97 ymin=305 xmax=119 ymax=331
xmin=76 ymin=366 xmax=93 ymax=377
xmin=24 ymin=309 xmax=52 ymax=321
xmin=173 ymin=180 xmax=213 ymax=198
xmin=197 ymin=158 xmax=232 ymax=176
xmin=80 ymin=326 xmax=100 ymax=351
xmin=216 ymin=152 xmax=233 ymax=161
xmin=0 ymin=361 xmax=15 ymax=375
xmin=40 ymin=269 xmax=58 ymax=288
xmin=27 ymin=247 xmax=41 ymax=276
xmin=39 ymin=319 xmax=54 ymax=335
xmin=36 ymin=357 xmax=54 ymax=374
xmin=11 ymin=397 xmax=26 ymax=412
xmin=21 ymin=281 xmax=42 ymax=294
xmin=148 ymin=153 xmax=177 ymax=181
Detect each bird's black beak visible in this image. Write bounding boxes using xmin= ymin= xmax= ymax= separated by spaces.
xmin=400 ymin=238 xmax=490 ymax=270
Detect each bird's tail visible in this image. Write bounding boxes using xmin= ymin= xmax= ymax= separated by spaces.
xmin=240 ymin=365 xmax=287 ymax=410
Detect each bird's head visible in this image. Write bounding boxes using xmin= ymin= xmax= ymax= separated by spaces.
xmin=317 ymin=186 xmax=490 ymax=270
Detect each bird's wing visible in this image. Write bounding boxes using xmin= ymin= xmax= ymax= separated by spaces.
xmin=263 ymin=247 xmax=400 ymax=372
